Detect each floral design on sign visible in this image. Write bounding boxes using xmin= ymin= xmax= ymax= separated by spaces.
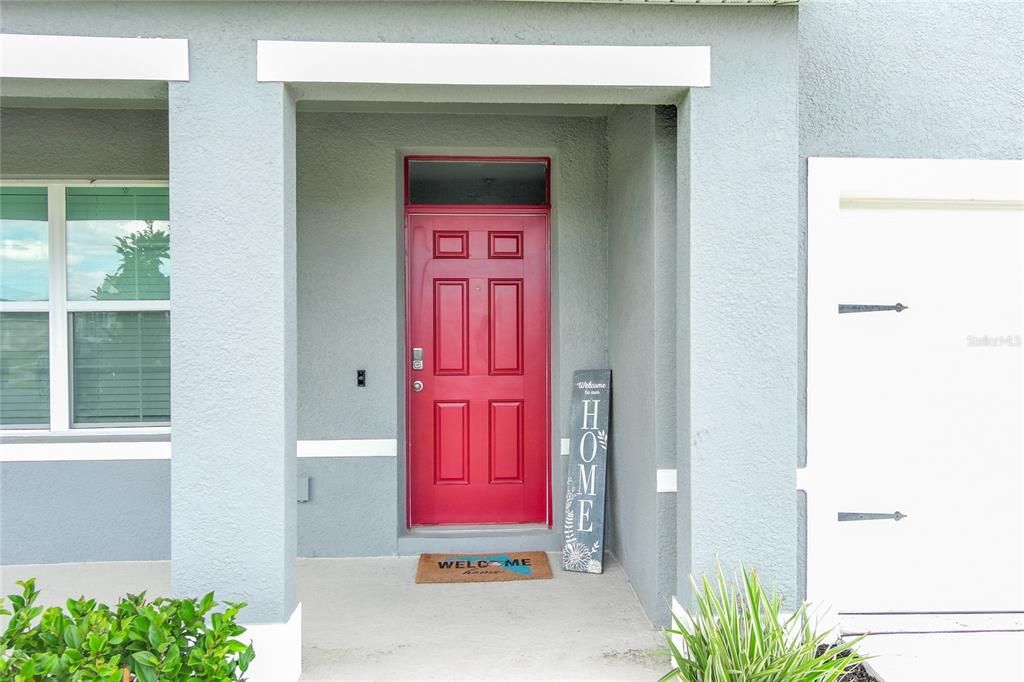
xmin=561 ymin=427 xmax=608 ymax=574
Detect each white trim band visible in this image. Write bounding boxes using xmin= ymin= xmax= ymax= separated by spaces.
xmin=657 ymin=468 xmax=678 ymax=493
xmin=296 ymin=438 xmax=397 ymax=458
xmin=257 ymin=41 xmax=710 ymax=88
xmin=0 ymin=34 xmax=189 ymax=81
xmin=0 ymin=438 xmax=398 ymax=462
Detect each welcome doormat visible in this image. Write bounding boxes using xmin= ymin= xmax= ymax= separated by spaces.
xmin=415 ymin=551 xmax=553 ymax=583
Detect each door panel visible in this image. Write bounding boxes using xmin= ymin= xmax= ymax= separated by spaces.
xmin=408 ymin=212 xmax=549 ymax=525
xmin=808 ymin=199 xmax=1023 ymax=614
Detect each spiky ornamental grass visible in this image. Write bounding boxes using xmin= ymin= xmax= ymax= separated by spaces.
xmin=662 ymin=566 xmax=868 ymax=682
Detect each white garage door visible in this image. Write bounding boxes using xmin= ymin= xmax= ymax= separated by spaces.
xmin=806 ymin=160 xmax=1024 ymax=626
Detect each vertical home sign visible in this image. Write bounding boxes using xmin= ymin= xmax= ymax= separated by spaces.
xmin=562 ymin=369 xmax=611 ymax=574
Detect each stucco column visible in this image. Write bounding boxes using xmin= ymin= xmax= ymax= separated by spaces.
xmin=168 ymin=40 xmax=299 ymax=679
xmin=676 ymin=51 xmax=800 ymax=607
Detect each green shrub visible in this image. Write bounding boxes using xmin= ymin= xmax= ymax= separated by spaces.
xmin=662 ymin=566 xmax=867 ymax=682
xmin=0 ymin=578 xmax=255 ymax=681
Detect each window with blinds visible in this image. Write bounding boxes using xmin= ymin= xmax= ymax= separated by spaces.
xmin=0 ymin=312 xmax=50 ymax=427
xmin=0 ymin=184 xmax=170 ymax=430
xmin=66 ymin=187 xmax=170 ymax=301
xmin=72 ymin=311 xmax=170 ymax=424
xmin=0 ymin=187 xmax=50 ymax=427
xmin=0 ymin=187 xmax=48 ymax=302
xmin=67 ymin=187 xmax=170 ymax=426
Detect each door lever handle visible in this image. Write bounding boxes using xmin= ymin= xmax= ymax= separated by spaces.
xmin=839 ymin=303 xmax=908 ymax=314
xmin=838 ymin=511 xmax=907 ymax=522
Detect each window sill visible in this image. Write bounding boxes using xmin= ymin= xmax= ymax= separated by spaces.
xmin=0 ymin=426 xmax=170 ymax=442
xmin=0 ymin=427 xmax=171 ymax=461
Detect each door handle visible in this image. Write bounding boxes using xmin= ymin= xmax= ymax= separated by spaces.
xmin=838 ymin=511 xmax=907 ymax=522
xmin=412 ymin=380 xmax=424 ymax=392
xmin=838 ymin=303 xmax=908 ymax=314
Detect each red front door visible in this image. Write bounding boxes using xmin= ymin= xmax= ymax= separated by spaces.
xmin=407 ymin=210 xmax=549 ymax=525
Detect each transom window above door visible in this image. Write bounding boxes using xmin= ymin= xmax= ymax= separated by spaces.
xmin=0 ymin=183 xmax=170 ymax=432
xmin=405 ymin=157 xmax=550 ymax=206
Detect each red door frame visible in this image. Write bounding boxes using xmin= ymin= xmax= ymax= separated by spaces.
xmin=403 ymin=155 xmax=552 ymax=527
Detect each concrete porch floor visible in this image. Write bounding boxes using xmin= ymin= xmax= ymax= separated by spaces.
xmin=1 ymin=553 xmax=666 ymax=680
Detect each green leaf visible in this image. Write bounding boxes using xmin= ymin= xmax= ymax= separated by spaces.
xmin=661 ymin=565 xmax=868 ymax=681
xmin=134 ymin=662 xmax=158 ymax=682
xmin=147 ymin=622 xmax=165 ymax=649
xmin=132 ymin=650 xmax=161 ymax=668
xmin=239 ymin=643 xmax=256 ymax=671
xmin=161 ymin=642 xmax=181 ymax=673
xmin=63 ymin=622 xmax=83 ymax=649
xmin=179 ymin=599 xmax=196 ymax=623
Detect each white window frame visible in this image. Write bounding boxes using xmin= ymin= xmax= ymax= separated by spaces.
xmin=0 ymin=179 xmax=170 ymax=436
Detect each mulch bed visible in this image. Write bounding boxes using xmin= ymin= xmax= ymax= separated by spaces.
xmin=817 ymin=644 xmax=880 ymax=682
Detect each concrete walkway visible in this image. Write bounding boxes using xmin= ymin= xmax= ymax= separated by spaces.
xmin=2 ymin=553 xmax=666 ymax=680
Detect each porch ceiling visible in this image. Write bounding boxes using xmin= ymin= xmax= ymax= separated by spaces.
xmin=0 ymin=78 xmax=167 ymax=109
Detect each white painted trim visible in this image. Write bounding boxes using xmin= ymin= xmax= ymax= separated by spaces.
xmin=0 ymin=179 xmax=170 ymax=186
xmin=0 ymin=439 xmax=171 ymax=462
xmin=66 ymin=300 xmax=170 ymax=312
xmin=810 ymin=158 xmax=1024 ymax=205
xmin=0 ymin=438 xmax=399 ymax=462
xmin=670 ymin=595 xmax=686 ymax=661
xmin=560 ymin=438 xmax=570 ymax=456
xmin=838 ymin=612 xmax=1024 ymax=635
xmin=0 ymin=426 xmax=170 ymax=438
xmin=0 ymin=301 xmax=48 ymax=312
xmin=47 ymin=184 xmax=70 ymax=431
xmin=257 ymin=41 xmax=710 ymax=88
xmin=240 ymin=602 xmax=301 ymax=682
xmin=296 ymin=438 xmax=397 ymax=458
xmin=657 ymin=468 xmax=678 ymax=493
xmin=0 ymin=34 xmax=188 ymax=81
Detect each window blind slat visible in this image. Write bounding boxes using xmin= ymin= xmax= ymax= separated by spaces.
xmin=0 ymin=312 xmax=50 ymax=426
xmin=72 ymin=311 xmax=170 ymax=425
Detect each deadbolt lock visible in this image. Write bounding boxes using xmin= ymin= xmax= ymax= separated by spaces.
xmin=411 ymin=347 xmax=424 ymax=371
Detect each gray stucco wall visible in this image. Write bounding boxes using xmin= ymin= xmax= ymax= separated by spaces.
xmin=0 ymin=1 xmax=801 ymax=626
xmin=0 ymin=108 xmax=168 ymax=178
xmin=297 ymin=110 xmax=609 ymax=547
xmin=0 ymin=105 xmax=609 ymax=564
xmin=4 ymin=0 xmax=1013 ymax=624
xmin=0 ymin=460 xmax=171 ymax=564
xmin=607 ymin=105 xmax=677 ymax=625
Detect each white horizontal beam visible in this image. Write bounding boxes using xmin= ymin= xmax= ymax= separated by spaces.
xmin=0 ymin=34 xmax=188 ymax=81
xmin=257 ymin=41 xmax=709 ymax=89
xmin=0 ymin=438 xmax=397 ymax=462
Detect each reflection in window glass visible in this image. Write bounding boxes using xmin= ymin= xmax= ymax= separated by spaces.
xmin=72 ymin=311 xmax=170 ymax=425
xmin=0 ymin=312 xmax=50 ymax=426
xmin=407 ymin=160 xmax=548 ymax=205
xmin=66 ymin=187 xmax=170 ymax=301
xmin=0 ymin=187 xmax=49 ymax=301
